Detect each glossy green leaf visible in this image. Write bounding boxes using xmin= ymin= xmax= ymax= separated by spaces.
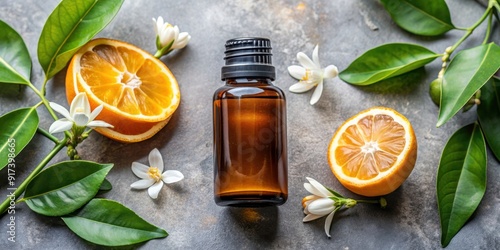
xmin=437 ymin=123 xmax=487 ymax=247
xmin=23 ymin=161 xmax=113 ymax=216
xmin=339 ymin=43 xmax=439 ymax=85
xmin=62 ymin=199 xmax=168 ymax=246
xmin=38 ymin=0 xmax=124 ymax=79
xmin=437 ymin=43 xmax=500 ymax=127
xmin=0 ymin=107 xmax=39 ymax=170
xmin=477 ymin=77 xmax=500 ymax=161
xmin=381 ymin=0 xmax=454 ymax=36
xmin=0 ymin=20 xmax=31 ymax=85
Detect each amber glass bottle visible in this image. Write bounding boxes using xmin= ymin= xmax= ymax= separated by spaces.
xmin=213 ymin=37 xmax=288 ymax=207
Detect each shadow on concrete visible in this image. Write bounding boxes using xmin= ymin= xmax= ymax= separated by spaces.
xmin=226 ymin=206 xmax=278 ymax=243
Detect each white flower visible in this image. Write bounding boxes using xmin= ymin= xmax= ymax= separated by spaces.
xmin=153 ymin=16 xmax=191 ymax=52
xmin=303 ymin=177 xmax=338 ymax=238
xmin=130 ymin=148 xmax=184 ymax=199
xmin=48 ymin=93 xmax=113 ymax=134
xmin=288 ymin=45 xmax=338 ymax=105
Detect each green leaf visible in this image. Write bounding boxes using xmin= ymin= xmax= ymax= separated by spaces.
xmin=380 ymin=0 xmax=455 ymax=36
xmin=0 ymin=20 xmax=31 ymax=85
xmin=62 ymin=199 xmax=168 ymax=246
xmin=99 ymin=178 xmax=112 ymax=192
xmin=0 ymin=107 xmax=39 ymax=170
xmin=23 ymin=161 xmax=113 ymax=216
xmin=37 ymin=0 xmax=124 ymax=79
xmin=437 ymin=123 xmax=487 ymax=247
xmin=339 ymin=43 xmax=439 ymax=85
xmin=437 ymin=43 xmax=500 ymax=127
xmin=477 ymin=77 xmax=500 ymax=161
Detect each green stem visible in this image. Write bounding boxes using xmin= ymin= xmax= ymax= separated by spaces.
xmin=449 ymin=7 xmax=493 ymax=53
xmin=37 ymin=127 xmax=60 ymax=144
xmin=41 ymin=77 xmax=49 ymax=97
xmin=482 ymin=11 xmax=493 ymax=44
xmin=154 ymin=50 xmax=163 ymax=58
xmin=0 ymin=138 xmax=68 ymax=214
xmin=28 ymin=81 xmax=72 ymax=139
xmin=27 ymin=83 xmax=58 ymax=121
xmin=357 ymin=197 xmax=387 ymax=208
xmin=356 ymin=199 xmax=381 ymax=204
xmin=494 ymin=1 xmax=500 ymax=12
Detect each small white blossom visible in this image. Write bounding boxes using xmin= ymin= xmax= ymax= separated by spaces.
xmin=303 ymin=177 xmax=338 ymax=238
xmin=49 ymin=93 xmax=113 ymax=134
xmin=302 ymin=177 xmax=386 ymax=238
xmin=153 ymin=16 xmax=191 ymax=56
xmin=130 ymin=148 xmax=184 ymax=199
xmin=288 ymin=45 xmax=338 ymax=105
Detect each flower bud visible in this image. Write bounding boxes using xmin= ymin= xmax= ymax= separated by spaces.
xmin=345 ymin=199 xmax=357 ymax=208
xmin=462 ymin=90 xmax=481 ymax=112
xmin=429 ymin=78 xmax=442 ymax=107
xmin=379 ymin=197 xmax=387 ymax=208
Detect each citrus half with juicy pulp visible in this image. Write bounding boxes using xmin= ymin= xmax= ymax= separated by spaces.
xmin=66 ymin=38 xmax=180 ymax=143
xmin=327 ymin=107 xmax=417 ymax=197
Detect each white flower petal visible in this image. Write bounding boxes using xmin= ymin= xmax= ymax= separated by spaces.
xmin=89 ymin=104 xmax=103 ymax=121
xmin=148 ymin=181 xmax=164 ymax=199
xmin=177 ymin=32 xmax=189 ymax=42
xmin=173 ymin=26 xmax=180 ymax=41
xmin=160 ymin=27 xmax=175 ymax=48
xmin=73 ymin=113 xmax=90 ymax=127
xmin=303 ymin=213 xmax=324 ymax=222
xmin=162 ymin=170 xmax=184 ymax=183
xmin=156 ymin=17 xmax=165 ymax=35
xmin=130 ymin=179 xmax=155 ymax=189
xmin=288 ymin=65 xmax=306 ymax=80
xmin=149 ymin=148 xmax=164 ymax=172
xmin=308 ymin=198 xmax=335 ymax=215
xmin=49 ymin=119 xmax=73 ymax=134
xmin=172 ymin=32 xmax=190 ymax=49
xmin=289 ymin=82 xmax=315 ymax=93
xmin=87 ymin=120 xmax=114 ymax=129
xmin=131 ymin=162 xmax=150 ymax=179
xmin=323 ymin=65 xmax=339 ymax=79
xmin=306 ymin=177 xmax=332 ymax=197
xmin=297 ymin=51 xmax=317 ymax=69
xmin=312 ymin=45 xmax=320 ymax=66
xmin=71 ymin=93 xmax=91 ymax=117
xmin=152 ymin=17 xmax=160 ymax=35
xmin=304 ymin=183 xmax=323 ymax=197
xmin=310 ymin=81 xmax=324 ymax=105
xmin=49 ymin=102 xmax=71 ymax=120
xmin=324 ymin=210 xmax=336 ymax=238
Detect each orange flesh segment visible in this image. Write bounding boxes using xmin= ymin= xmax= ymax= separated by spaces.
xmin=79 ymin=44 xmax=174 ymax=117
xmin=335 ymin=114 xmax=406 ymax=180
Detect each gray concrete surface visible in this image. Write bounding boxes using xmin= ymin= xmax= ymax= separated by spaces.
xmin=1 ymin=0 xmax=499 ymax=249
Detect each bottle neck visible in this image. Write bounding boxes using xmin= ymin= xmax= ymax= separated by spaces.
xmin=225 ymin=77 xmax=273 ymax=85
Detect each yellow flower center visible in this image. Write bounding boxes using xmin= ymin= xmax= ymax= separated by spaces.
xmin=75 ymin=107 xmax=84 ymax=113
xmin=301 ymin=69 xmax=312 ymax=81
xmin=148 ymin=167 xmax=162 ymax=182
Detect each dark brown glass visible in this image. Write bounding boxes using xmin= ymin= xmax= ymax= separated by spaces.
xmin=213 ymin=78 xmax=287 ymax=207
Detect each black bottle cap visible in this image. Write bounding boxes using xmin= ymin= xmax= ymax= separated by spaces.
xmin=221 ymin=37 xmax=276 ymax=81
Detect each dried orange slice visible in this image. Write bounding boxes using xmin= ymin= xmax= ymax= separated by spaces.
xmin=327 ymin=107 xmax=417 ymax=197
xmin=66 ymin=38 xmax=180 ymax=143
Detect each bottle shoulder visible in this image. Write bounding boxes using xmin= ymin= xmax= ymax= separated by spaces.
xmin=214 ymin=84 xmax=285 ymax=100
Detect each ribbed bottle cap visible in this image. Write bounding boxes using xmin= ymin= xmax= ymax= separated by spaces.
xmin=221 ymin=37 xmax=276 ymax=81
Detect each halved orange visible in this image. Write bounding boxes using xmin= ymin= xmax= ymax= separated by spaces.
xmin=327 ymin=107 xmax=417 ymax=197
xmin=66 ymin=38 xmax=180 ymax=143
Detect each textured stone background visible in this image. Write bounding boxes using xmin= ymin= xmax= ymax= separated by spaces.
xmin=0 ymin=0 xmax=499 ymax=249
